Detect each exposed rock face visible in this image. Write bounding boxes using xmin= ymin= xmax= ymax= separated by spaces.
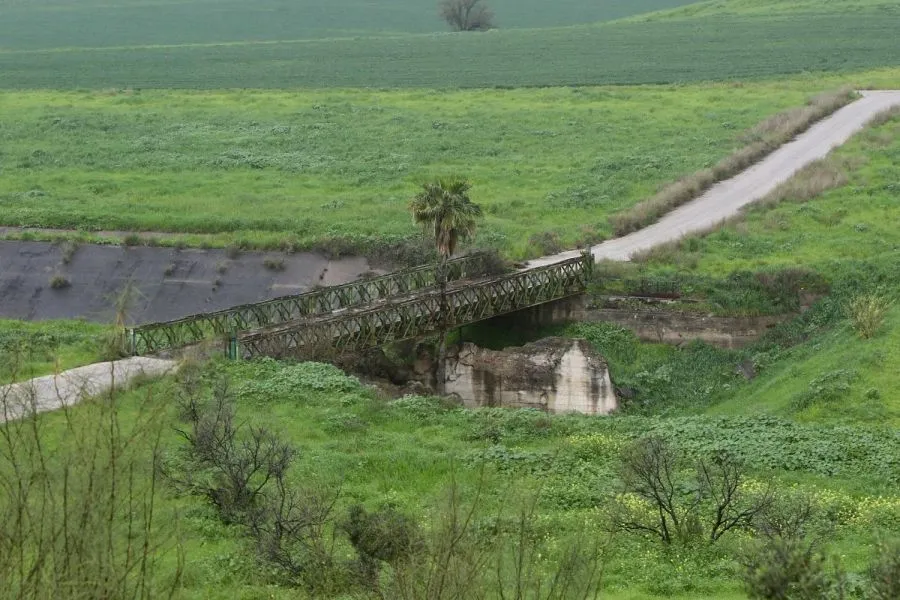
xmin=444 ymin=338 xmax=617 ymax=415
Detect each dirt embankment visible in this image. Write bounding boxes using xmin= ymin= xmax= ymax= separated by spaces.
xmin=0 ymin=241 xmax=373 ymax=324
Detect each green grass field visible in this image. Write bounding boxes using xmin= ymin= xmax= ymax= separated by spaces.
xmin=0 ymin=319 xmax=108 ymax=381
xmin=0 ymin=0 xmax=697 ymax=50
xmin=635 ymin=0 xmax=900 ymax=20
xmin=1 ymin=14 xmax=897 ymax=90
xmin=3 ymin=72 xmax=898 ymax=258
xmin=2 ymin=0 xmax=900 ymax=597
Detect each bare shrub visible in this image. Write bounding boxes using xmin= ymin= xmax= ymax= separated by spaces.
xmin=612 ymin=436 xmax=774 ymax=545
xmin=250 ymin=482 xmax=344 ymax=595
xmin=845 ymin=293 xmax=893 ymax=339
xmin=439 ymin=0 xmax=494 ymax=31
xmin=103 ymin=280 xmax=139 ymax=359
xmin=609 ymin=88 xmax=855 ymax=236
xmin=0 ymin=371 xmax=183 ymax=598
xmin=387 ymin=475 xmax=604 ymax=599
xmin=168 ymin=374 xmax=346 ymax=593
xmin=169 ymin=380 xmax=294 ymax=524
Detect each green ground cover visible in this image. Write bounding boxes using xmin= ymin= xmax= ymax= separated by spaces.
xmin=637 ymin=112 xmax=900 ymax=275
xmin=0 ymin=319 xmax=108 ymax=381
xmin=635 ymin=0 xmax=900 ymax=20
xmin=3 ymin=359 xmax=896 ymax=599
xmin=2 ymin=74 xmax=896 ymax=259
xmin=2 ymin=11 xmax=898 ymax=89
xmin=0 ymin=0 xmax=696 ymax=50
xmin=623 ymin=109 xmax=900 ymax=424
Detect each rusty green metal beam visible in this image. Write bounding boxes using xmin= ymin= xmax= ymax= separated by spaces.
xmin=238 ymin=251 xmax=592 ymax=360
xmin=129 ymin=252 xmax=496 ymax=354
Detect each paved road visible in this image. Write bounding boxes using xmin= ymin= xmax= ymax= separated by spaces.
xmin=528 ymin=90 xmax=900 ymax=266
xmin=0 ymin=357 xmax=176 ymax=422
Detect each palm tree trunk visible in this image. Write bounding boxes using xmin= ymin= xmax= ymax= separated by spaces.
xmin=435 ymin=256 xmax=449 ymax=394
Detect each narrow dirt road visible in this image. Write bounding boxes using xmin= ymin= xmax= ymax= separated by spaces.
xmin=528 ymin=90 xmax=900 ymax=266
xmin=0 ymin=357 xmax=176 ymax=422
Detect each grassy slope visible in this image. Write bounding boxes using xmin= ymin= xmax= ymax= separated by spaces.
xmin=0 ymin=9 xmax=898 ymax=89
xmin=634 ymin=111 xmax=900 ymax=423
xmin=20 ymin=361 xmax=899 ymax=599
xmin=0 ymin=319 xmax=107 ymax=381
xmin=634 ymin=0 xmax=900 ymax=20
xmin=0 ymin=0 xmax=697 ymax=49
xmin=2 ymin=72 xmax=897 ymax=258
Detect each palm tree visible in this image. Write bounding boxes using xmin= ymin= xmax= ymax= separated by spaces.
xmin=409 ymin=177 xmax=482 ymax=392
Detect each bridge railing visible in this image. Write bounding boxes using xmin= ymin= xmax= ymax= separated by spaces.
xmin=238 ymin=251 xmax=592 ymax=360
xmin=129 ymin=251 xmax=495 ymax=354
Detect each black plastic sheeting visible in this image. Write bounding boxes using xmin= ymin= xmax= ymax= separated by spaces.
xmin=0 ymin=241 xmax=372 ymax=325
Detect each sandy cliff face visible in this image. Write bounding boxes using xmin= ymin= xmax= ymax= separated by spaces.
xmin=445 ymin=337 xmax=617 ymax=416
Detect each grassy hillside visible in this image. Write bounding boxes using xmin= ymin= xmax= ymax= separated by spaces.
xmin=0 ymin=0 xmax=697 ymax=50
xmin=4 ymin=359 xmax=896 ymax=599
xmin=1 ymin=74 xmax=895 ymax=258
xmin=0 ymin=319 xmax=108 ymax=381
xmin=1 ymin=9 xmax=898 ymax=89
xmin=622 ymin=109 xmax=900 ymax=424
xmin=635 ymin=0 xmax=900 ymax=20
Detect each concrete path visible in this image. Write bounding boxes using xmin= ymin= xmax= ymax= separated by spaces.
xmin=528 ymin=90 xmax=900 ymax=267
xmin=0 ymin=357 xmax=176 ymax=423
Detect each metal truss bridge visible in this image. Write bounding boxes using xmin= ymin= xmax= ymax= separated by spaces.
xmin=129 ymin=251 xmax=592 ymax=360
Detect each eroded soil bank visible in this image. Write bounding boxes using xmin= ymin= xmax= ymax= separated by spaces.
xmin=0 ymin=241 xmax=373 ymax=324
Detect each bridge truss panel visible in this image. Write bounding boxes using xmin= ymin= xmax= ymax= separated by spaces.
xmin=238 ymin=252 xmax=592 ymax=360
xmin=128 ymin=252 xmax=494 ymax=354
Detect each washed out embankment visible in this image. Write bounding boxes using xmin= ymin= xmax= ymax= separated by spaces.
xmin=0 ymin=241 xmax=373 ymax=324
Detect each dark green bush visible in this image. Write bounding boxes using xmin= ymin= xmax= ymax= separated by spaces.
xmin=741 ymin=537 xmax=847 ymax=600
xmin=869 ymin=539 xmax=900 ymax=600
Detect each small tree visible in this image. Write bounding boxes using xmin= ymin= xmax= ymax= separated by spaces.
xmin=409 ymin=178 xmax=482 ymax=393
xmin=439 ymin=0 xmax=494 ymax=32
xmin=612 ymin=436 xmax=774 ymax=545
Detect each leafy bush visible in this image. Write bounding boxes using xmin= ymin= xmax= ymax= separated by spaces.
xmin=342 ymin=504 xmax=422 ymax=589
xmin=388 ymin=395 xmax=453 ymax=424
xmin=741 ymin=537 xmax=847 ymax=600
xmin=237 ymin=361 xmax=360 ymax=402
xmin=464 ymin=408 xmax=559 ymax=444
xmin=845 ymin=293 xmax=893 ymax=339
xmin=528 ymin=231 xmax=564 ymax=255
xmin=49 ymin=274 xmax=71 ymax=289
xmin=790 ymin=369 xmax=859 ymax=411
xmin=869 ymin=539 xmax=900 ymax=600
